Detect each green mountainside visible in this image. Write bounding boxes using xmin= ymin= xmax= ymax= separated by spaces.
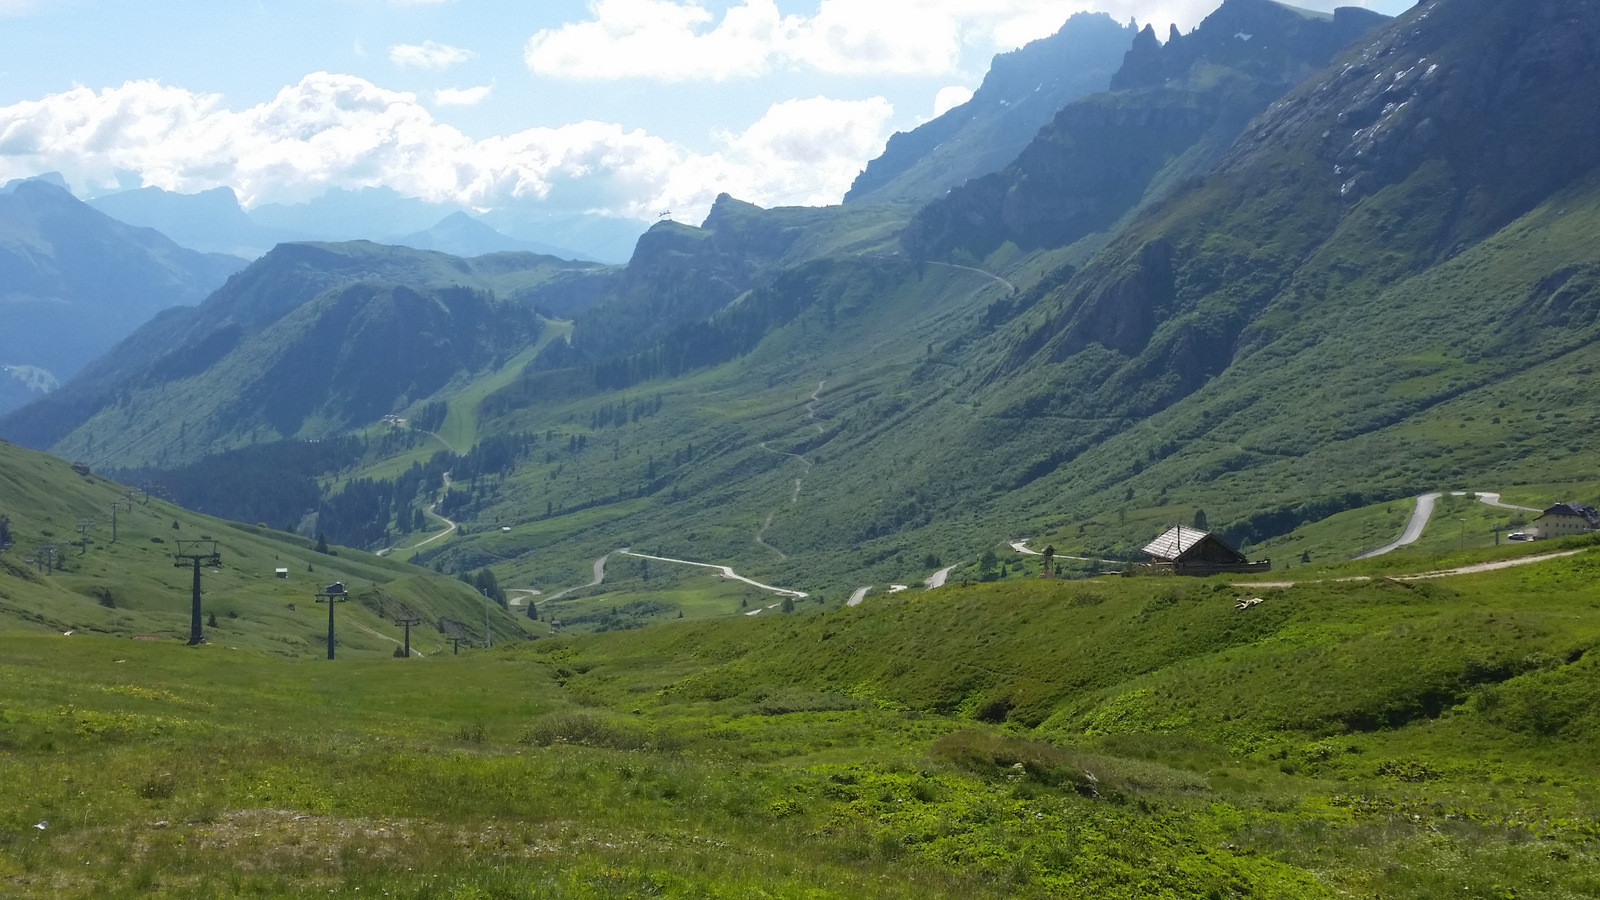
xmin=843 ymin=12 xmax=1136 ymax=206
xmin=0 ymin=438 xmax=528 ymax=655
xmin=0 ymin=179 xmax=246 ymax=414
xmin=0 ymin=242 xmax=613 ymax=465
xmin=6 ymin=0 xmax=1600 ymax=633
xmin=6 ymin=3 xmax=1600 ymax=892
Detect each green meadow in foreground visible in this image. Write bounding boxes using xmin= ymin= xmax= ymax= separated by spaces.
xmin=3 ymin=530 xmax=1599 ymax=898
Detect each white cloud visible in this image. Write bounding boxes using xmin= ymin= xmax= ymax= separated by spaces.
xmin=525 ymin=0 xmax=1418 ymax=82
xmin=434 ymin=85 xmax=492 ymax=106
xmin=0 ymin=75 xmax=895 ymax=220
xmin=525 ymin=0 xmax=968 ymax=81
xmin=389 ymin=40 xmax=475 ymax=70
xmin=932 ymin=85 xmax=973 ymax=117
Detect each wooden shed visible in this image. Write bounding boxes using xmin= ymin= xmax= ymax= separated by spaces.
xmin=1140 ymin=526 xmax=1270 ymax=576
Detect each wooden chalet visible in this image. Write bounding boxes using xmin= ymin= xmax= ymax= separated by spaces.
xmin=1138 ymin=526 xmax=1271 ymax=576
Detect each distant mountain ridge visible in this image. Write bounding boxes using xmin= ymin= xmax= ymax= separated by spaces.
xmin=905 ymin=0 xmax=1390 ymax=261
xmin=394 ymin=212 xmax=597 ymax=261
xmin=89 ymin=185 xmax=614 ymax=263
xmin=0 ymin=178 xmax=245 ymax=414
xmin=844 ymin=12 xmax=1137 ymax=206
xmin=0 ymin=241 xmax=609 ymax=465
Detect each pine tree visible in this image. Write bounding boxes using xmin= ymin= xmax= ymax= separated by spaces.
xmin=315 ymin=532 xmax=329 ymax=554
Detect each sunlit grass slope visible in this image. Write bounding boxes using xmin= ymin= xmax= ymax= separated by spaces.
xmin=0 ymin=439 xmax=528 ymax=656
xmin=2 ymin=533 xmax=1599 ymax=897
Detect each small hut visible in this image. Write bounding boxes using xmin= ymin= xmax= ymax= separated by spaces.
xmin=1140 ymin=526 xmax=1270 ymax=576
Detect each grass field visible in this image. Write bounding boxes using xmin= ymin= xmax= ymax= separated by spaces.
xmin=4 ymin=517 xmax=1600 ymax=896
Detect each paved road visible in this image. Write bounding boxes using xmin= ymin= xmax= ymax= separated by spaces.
xmin=543 ymin=552 xmax=614 ymax=603
xmin=620 ymin=549 xmax=807 ymax=600
xmin=848 ymin=586 xmax=870 ymax=606
xmin=924 ymin=566 xmax=957 ymax=589
xmin=1247 ymin=549 xmax=1586 ymax=589
xmin=1358 ymin=491 xmax=1542 ymax=559
xmin=1357 ymin=493 xmax=1442 ymax=559
xmin=377 ymin=472 xmax=457 ymax=556
xmin=1009 ymin=539 xmax=1122 ymax=566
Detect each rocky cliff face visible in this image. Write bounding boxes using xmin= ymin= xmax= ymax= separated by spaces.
xmin=905 ymin=0 xmax=1390 ymax=262
xmin=993 ymin=0 xmax=1600 ymax=423
xmin=845 ymin=13 xmax=1136 ymax=206
xmin=1225 ymin=0 xmax=1600 ymax=240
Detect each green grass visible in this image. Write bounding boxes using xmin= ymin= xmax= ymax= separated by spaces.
xmin=4 ymin=534 xmax=1600 ymax=896
xmin=0 ymin=440 xmax=529 ymax=657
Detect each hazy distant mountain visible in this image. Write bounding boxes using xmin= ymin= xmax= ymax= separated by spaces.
xmin=0 ymin=178 xmax=246 ymax=414
xmin=845 ymin=12 xmax=1138 ymax=206
xmin=394 ymin=212 xmax=595 ymax=261
xmin=0 ymin=241 xmax=611 ymax=465
xmin=249 ymin=186 xmax=647 ymax=264
xmin=88 ymin=185 xmax=307 ymax=258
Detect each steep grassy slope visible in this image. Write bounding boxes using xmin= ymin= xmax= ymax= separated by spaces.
xmin=0 ymin=438 xmax=528 ymax=655
xmin=2 ymin=540 xmax=1598 ymax=896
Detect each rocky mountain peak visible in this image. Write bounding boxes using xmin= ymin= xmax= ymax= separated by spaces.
xmin=1225 ymin=0 xmax=1600 ymax=231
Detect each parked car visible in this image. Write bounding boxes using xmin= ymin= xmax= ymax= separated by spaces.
xmin=1507 ymin=532 xmax=1531 ymax=542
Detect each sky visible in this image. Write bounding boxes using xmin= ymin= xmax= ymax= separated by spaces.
xmin=0 ymin=0 xmax=1417 ymax=225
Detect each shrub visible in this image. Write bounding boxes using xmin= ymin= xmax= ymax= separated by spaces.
xmin=930 ymin=730 xmax=1208 ymax=799
xmin=519 ymin=711 xmax=678 ymax=751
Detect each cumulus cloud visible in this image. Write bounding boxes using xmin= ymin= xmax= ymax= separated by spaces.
xmin=932 ymin=85 xmax=973 ymax=117
xmin=525 ymin=0 xmax=972 ymax=81
xmin=434 ymin=85 xmax=492 ymax=106
xmin=0 ymin=75 xmax=895 ymax=220
xmin=389 ymin=40 xmax=475 ymax=70
xmin=526 ymin=0 xmax=1416 ymax=81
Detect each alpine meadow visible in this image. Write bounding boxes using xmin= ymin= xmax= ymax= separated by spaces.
xmin=3 ymin=0 xmax=1600 ymax=896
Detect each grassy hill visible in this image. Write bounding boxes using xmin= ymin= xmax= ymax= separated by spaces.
xmin=0 ymin=438 xmax=529 ymax=656
xmin=2 ymin=534 xmax=1597 ymax=896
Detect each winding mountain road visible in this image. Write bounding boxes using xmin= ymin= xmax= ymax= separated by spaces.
xmin=619 ymin=550 xmax=807 ymax=600
xmin=862 ymin=254 xmax=1017 ymax=295
xmin=750 ymin=380 xmax=828 ymax=560
xmin=1246 ymin=549 xmax=1587 ymax=589
xmin=924 ymin=566 xmax=957 ymax=589
xmin=1009 ymin=540 xmax=1122 ymax=566
xmin=1357 ymin=491 xmax=1542 ymax=559
xmin=542 ymin=552 xmax=614 ymax=603
xmin=377 ymin=472 xmax=457 ymax=556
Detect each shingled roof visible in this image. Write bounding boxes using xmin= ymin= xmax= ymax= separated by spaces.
xmin=1540 ymin=502 xmax=1600 ymax=526
xmin=1143 ymin=526 xmax=1209 ymax=561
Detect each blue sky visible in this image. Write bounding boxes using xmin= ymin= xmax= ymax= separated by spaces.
xmin=0 ymin=0 xmax=1416 ymax=223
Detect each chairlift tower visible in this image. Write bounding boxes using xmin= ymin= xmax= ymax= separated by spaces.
xmin=316 ymin=582 xmax=349 ymax=659
xmin=173 ymin=540 xmax=221 ymax=645
xmin=395 ymin=615 xmax=421 ymax=658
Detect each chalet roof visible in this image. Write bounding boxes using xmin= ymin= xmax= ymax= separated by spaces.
xmin=1539 ymin=502 xmax=1600 ymax=525
xmin=1143 ymin=526 xmax=1209 ymax=560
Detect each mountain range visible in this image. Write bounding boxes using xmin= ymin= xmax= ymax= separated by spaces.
xmin=88 ymin=184 xmax=623 ymax=262
xmin=7 ymin=0 xmax=1600 ymax=620
xmin=0 ymin=178 xmax=245 ymax=415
